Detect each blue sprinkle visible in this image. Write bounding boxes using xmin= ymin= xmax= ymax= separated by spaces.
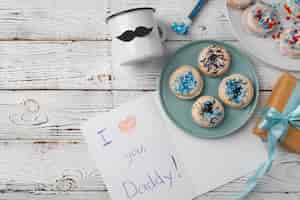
xmin=174 ymin=71 xmax=197 ymax=95
xmin=225 ymin=79 xmax=246 ymax=104
xmin=171 ymin=22 xmax=189 ymax=35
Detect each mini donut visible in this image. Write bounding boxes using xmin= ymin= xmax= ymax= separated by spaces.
xmin=242 ymin=2 xmax=279 ymax=37
xmin=283 ymin=0 xmax=300 ymax=21
xmin=192 ymin=96 xmax=224 ymax=128
xmin=198 ymin=44 xmax=231 ymax=77
xmin=280 ymin=27 xmax=300 ymax=58
xmin=169 ymin=65 xmax=204 ymax=99
xmin=227 ymin=0 xmax=254 ymax=9
xmin=218 ymin=74 xmax=254 ymax=109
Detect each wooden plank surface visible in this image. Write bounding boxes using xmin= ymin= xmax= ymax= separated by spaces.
xmin=0 ymin=41 xmax=112 ymax=89
xmin=0 ymin=90 xmax=112 ymax=140
xmin=0 ymin=40 xmax=296 ymax=90
xmin=0 ymin=0 xmax=109 ymax=40
xmin=0 ymin=0 xmax=234 ymax=40
xmin=0 ymin=90 xmax=270 ymax=140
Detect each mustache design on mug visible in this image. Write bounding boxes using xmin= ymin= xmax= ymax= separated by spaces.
xmin=117 ymin=26 xmax=153 ymax=42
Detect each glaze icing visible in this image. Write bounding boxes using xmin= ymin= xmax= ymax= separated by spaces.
xmin=252 ymin=5 xmax=279 ymax=33
xmin=199 ymin=45 xmax=227 ymax=74
xmin=283 ymin=28 xmax=300 ymax=49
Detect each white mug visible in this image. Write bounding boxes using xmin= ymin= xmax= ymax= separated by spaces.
xmin=106 ymin=7 xmax=166 ymax=65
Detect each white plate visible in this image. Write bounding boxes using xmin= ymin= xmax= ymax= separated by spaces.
xmin=226 ymin=3 xmax=300 ymax=71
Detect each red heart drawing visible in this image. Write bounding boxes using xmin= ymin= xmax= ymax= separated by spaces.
xmin=118 ymin=116 xmax=136 ymax=134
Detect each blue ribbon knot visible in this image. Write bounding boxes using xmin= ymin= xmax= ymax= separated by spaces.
xmin=239 ymin=106 xmax=300 ymax=199
xmin=260 ymin=106 xmax=300 ymax=137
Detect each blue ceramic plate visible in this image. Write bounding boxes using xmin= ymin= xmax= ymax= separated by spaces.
xmin=159 ymin=40 xmax=259 ymax=139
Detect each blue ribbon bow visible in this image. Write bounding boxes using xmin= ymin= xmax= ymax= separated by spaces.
xmin=238 ymin=106 xmax=300 ymax=199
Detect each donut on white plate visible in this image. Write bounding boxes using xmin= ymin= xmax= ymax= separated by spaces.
xmin=242 ymin=2 xmax=280 ymax=37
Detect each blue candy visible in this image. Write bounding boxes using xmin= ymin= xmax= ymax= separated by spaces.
xmin=171 ymin=22 xmax=189 ymax=35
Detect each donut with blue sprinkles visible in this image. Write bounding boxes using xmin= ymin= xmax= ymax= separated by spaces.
xmin=218 ymin=74 xmax=254 ymax=109
xmin=169 ymin=65 xmax=204 ymax=100
xmin=192 ymin=96 xmax=224 ymax=128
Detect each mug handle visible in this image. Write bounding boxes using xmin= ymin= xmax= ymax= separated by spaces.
xmin=157 ymin=21 xmax=167 ymax=42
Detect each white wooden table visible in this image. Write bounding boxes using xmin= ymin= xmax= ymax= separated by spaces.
xmin=0 ymin=0 xmax=300 ymax=199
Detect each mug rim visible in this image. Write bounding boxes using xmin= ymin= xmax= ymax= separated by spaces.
xmin=105 ymin=7 xmax=155 ymax=24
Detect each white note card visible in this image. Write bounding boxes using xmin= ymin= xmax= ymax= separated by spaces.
xmin=83 ymin=93 xmax=267 ymax=200
xmin=82 ymin=94 xmax=196 ymax=200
